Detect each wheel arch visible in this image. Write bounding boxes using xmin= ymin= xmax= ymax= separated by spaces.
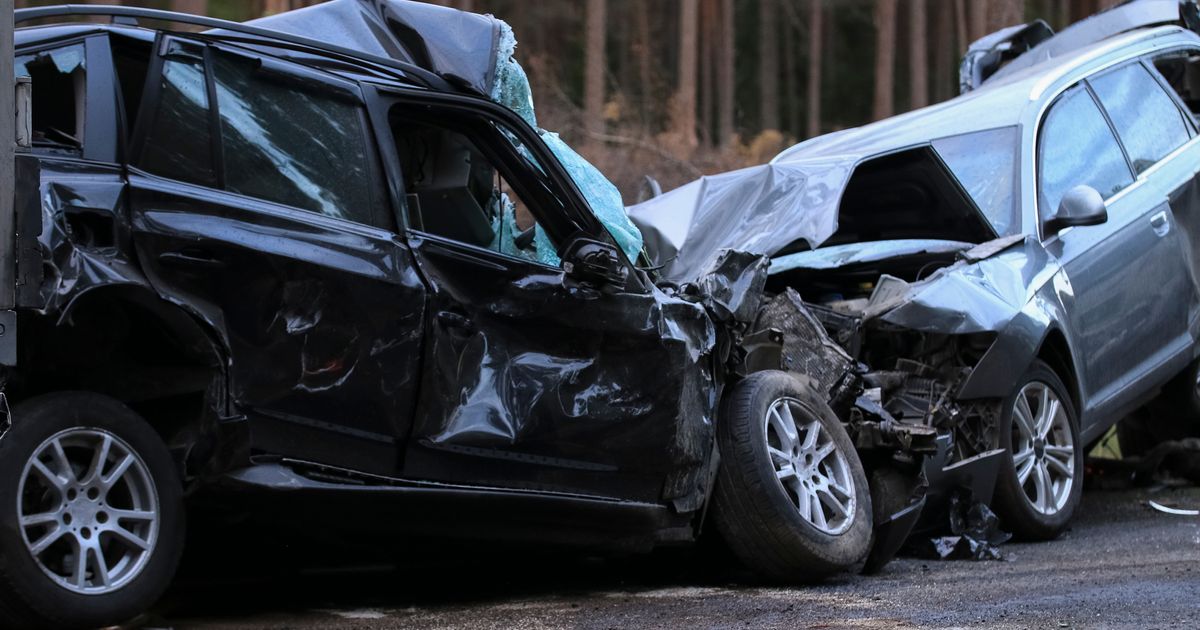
xmin=1035 ymin=326 xmax=1082 ymax=415
xmin=12 ymin=284 xmax=241 ymax=480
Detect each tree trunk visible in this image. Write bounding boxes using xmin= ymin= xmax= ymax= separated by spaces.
xmin=934 ymin=0 xmax=954 ymax=102
xmin=872 ymin=0 xmax=896 ymax=121
xmin=758 ymin=0 xmax=780 ymax=131
xmin=954 ymin=0 xmax=969 ymax=54
xmin=170 ymin=0 xmax=207 ymax=15
xmin=635 ymin=2 xmax=655 ymax=130
xmin=262 ymin=0 xmax=290 ymax=16
xmin=717 ymin=0 xmax=736 ymax=148
xmin=968 ymin=0 xmax=987 ymax=43
xmin=806 ymin=0 xmax=823 ymax=138
xmin=700 ymin=0 xmax=715 ymax=147
xmin=673 ymin=0 xmax=700 ymax=149
xmin=583 ymin=0 xmax=607 ymax=142
xmin=988 ymin=0 xmax=1025 ymax=31
xmin=909 ymin=0 xmax=928 ymax=110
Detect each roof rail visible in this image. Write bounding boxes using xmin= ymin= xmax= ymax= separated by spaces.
xmin=14 ymin=4 xmax=452 ymax=91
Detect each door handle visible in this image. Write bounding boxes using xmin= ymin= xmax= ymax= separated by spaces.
xmin=158 ymin=250 xmax=227 ymax=270
xmin=1150 ymin=211 xmax=1170 ymax=237
xmin=436 ymin=310 xmax=475 ymax=332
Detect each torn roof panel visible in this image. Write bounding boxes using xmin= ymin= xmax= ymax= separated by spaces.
xmin=247 ymin=0 xmax=501 ymax=95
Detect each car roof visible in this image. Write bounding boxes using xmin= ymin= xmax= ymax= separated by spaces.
xmin=774 ymin=25 xmax=1199 ymax=165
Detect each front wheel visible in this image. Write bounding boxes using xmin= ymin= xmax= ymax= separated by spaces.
xmin=991 ymin=361 xmax=1083 ymax=541
xmin=712 ymin=371 xmax=872 ymax=582
xmin=0 ymin=392 xmax=185 ymax=629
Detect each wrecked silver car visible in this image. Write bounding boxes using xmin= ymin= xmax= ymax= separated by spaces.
xmin=0 ymin=2 xmax=931 ymax=628
xmin=633 ymin=0 xmax=1200 ymax=544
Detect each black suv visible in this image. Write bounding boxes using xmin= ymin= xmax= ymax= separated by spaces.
xmin=0 ymin=3 xmax=933 ymax=628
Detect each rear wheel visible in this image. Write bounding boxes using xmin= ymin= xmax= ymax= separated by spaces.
xmin=991 ymin=361 xmax=1082 ymax=541
xmin=0 ymin=393 xmax=185 ymax=629
xmin=712 ymin=371 xmax=872 ymax=582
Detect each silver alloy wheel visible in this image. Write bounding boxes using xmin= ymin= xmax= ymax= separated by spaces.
xmin=764 ymin=397 xmax=856 ymax=535
xmin=1010 ymin=382 xmax=1075 ymax=515
xmin=17 ymin=428 xmax=159 ymax=595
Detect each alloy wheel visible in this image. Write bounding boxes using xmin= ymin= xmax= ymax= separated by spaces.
xmin=1010 ymin=382 xmax=1075 ymax=515
xmin=17 ymin=428 xmax=160 ymax=595
xmin=764 ymin=397 xmax=856 ymax=535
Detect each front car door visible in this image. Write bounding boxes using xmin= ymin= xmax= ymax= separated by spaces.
xmin=373 ymin=91 xmax=719 ymax=508
xmin=1039 ymin=77 xmax=1192 ymax=420
xmin=126 ymin=37 xmax=426 ymax=476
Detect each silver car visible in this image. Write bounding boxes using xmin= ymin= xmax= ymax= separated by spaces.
xmin=631 ymin=0 xmax=1200 ymax=540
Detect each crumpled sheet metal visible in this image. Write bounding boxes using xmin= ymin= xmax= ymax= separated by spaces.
xmin=35 ymin=165 xmax=158 ymax=319
xmin=876 ymin=236 xmax=1059 ymax=335
xmin=690 ymin=249 xmax=770 ymax=325
xmin=628 ymin=160 xmax=853 ymax=283
xmin=248 ymin=0 xmax=501 ymax=95
xmin=411 ymin=243 xmax=747 ymax=508
xmin=771 ymin=239 xmax=973 ymax=274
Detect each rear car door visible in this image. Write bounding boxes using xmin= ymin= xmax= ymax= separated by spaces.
xmin=127 ymin=37 xmax=426 ymax=476
xmin=375 ymin=93 xmax=717 ymax=507
xmin=1039 ymin=80 xmax=1189 ymax=412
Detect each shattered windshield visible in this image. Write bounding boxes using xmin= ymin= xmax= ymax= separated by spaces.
xmin=933 ymin=127 xmax=1019 ymax=236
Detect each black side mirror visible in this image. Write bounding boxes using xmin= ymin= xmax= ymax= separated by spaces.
xmin=561 ymin=236 xmax=628 ymax=288
xmin=1045 ymin=185 xmax=1108 ymax=235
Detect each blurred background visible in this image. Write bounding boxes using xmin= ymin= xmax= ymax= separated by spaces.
xmin=14 ymin=0 xmax=1127 ymax=197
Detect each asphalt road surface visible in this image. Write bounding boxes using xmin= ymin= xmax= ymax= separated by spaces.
xmin=158 ymin=485 xmax=1200 ymax=629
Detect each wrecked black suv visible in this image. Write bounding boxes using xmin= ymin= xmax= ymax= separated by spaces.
xmin=0 ymin=3 xmax=936 ymax=627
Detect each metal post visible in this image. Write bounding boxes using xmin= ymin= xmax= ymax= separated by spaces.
xmin=0 ymin=0 xmax=14 ymax=312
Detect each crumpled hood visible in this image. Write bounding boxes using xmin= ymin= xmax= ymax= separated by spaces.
xmin=247 ymin=0 xmax=502 ymax=95
xmin=628 ymin=159 xmax=855 ymax=283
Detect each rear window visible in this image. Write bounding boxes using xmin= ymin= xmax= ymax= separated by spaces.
xmin=14 ymin=43 xmax=86 ymax=154
xmin=933 ymin=127 xmax=1019 ymax=235
xmin=1090 ymin=62 xmax=1191 ymax=174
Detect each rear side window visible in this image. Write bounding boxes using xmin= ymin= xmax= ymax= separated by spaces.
xmin=933 ymin=127 xmax=1018 ymax=235
xmin=1090 ymin=63 xmax=1191 ymax=174
xmin=211 ymin=50 xmax=379 ymax=225
xmin=14 ymin=43 xmax=86 ymax=154
xmin=138 ymin=40 xmax=217 ymax=187
xmin=1038 ymin=85 xmax=1133 ymax=218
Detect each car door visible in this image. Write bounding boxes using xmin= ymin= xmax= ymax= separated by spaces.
xmin=374 ymin=92 xmax=717 ymax=506
xmin=126 ymin=36 xmax=426 ymax=476
xmin=1039 ymin=80 xmax=1190 ymax=413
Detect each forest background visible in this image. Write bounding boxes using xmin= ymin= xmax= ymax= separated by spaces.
xmin=14 ymin=0 xmax=1127 ymax=198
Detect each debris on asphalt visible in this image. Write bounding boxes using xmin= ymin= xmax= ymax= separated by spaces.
xmin=910 ymin=491 xmax=1012 ymax=561
xmin=1147 ymin=500 xmax=1200 ymax=516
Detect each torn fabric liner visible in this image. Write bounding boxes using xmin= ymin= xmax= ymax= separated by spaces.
xmin=250 ymin=0 xmax=643 ymax=267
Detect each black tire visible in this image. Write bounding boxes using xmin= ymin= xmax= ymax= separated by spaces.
xmin=991 ymin=361 xmax=1083 ymax=541
xmin=712 ymin=371 xmax=872 ymax=582
xmin=0 ymin=392 xmax=185 ymax=629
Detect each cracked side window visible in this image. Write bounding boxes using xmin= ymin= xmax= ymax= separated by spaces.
xmin=14 ymin=43 xmax=86 ymax=154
